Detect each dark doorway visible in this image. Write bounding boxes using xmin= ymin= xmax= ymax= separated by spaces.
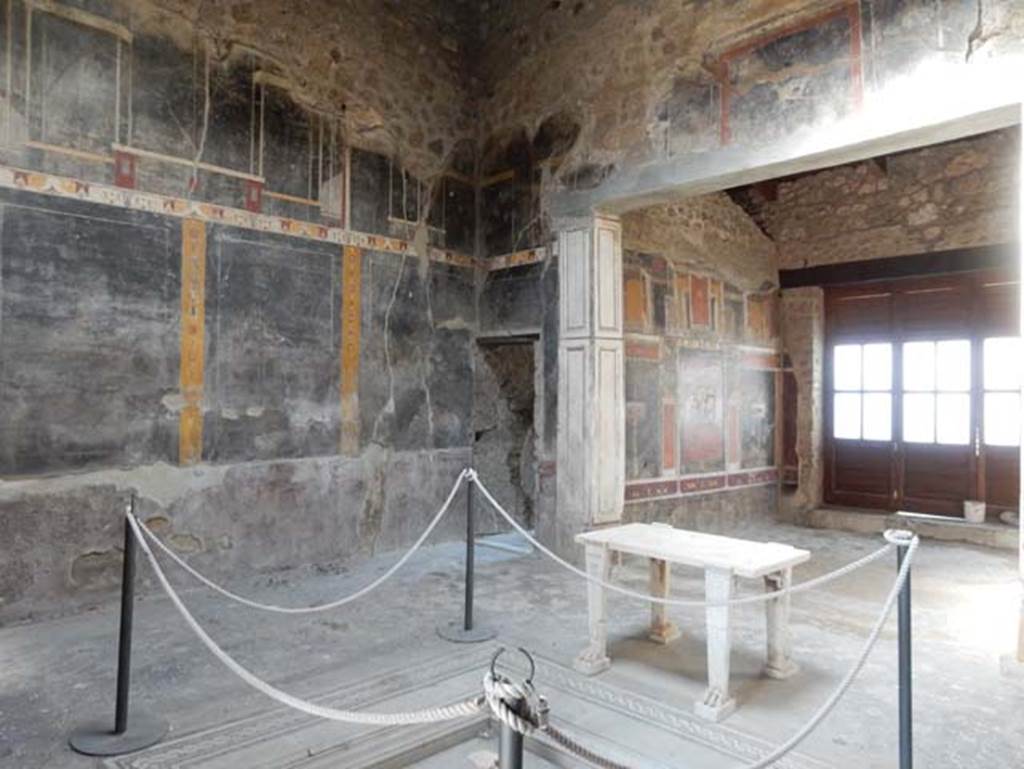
xmin=473 ymin=339 xmax=538 ymax=531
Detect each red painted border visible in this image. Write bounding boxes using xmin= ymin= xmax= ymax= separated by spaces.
xmin=625 ymin=468 xmax=779 ymax=502
xmin=718 ymin=1 xmax=864 ymax=145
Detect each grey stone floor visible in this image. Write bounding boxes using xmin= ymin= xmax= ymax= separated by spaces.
xmin=1 ymin=521 xmax=1022 ymax=768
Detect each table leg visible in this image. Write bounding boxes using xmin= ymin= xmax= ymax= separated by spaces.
xmin=573 ymin=543 xmax=612 ymax=675
xmin=764 ymin=568 xmax=799 ymax=679
xmin=648 ymin=558 xmax=680 ymax=644
xmin=694 ymin=567 xmax=736 ymax=722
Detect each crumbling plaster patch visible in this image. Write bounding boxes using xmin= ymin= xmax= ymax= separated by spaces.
xmin=0 ymin=446 xmax=471 ymax=622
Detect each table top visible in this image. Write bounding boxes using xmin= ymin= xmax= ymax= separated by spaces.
xmin=576 ymin=523 xmax=811 ymax=578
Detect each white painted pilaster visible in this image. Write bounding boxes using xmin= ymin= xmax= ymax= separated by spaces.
xmin=556 ymin=215 xmax=625 ymax=550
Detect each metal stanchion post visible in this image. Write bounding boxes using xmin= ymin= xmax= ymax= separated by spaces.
xmin=897 ymin=538 xmax=913 ymax=769
xmin=464 ymin=473 xmax=476 ymax=631
xmin=438 ymin=474 xmax=496 ymax=643
xmin=498 ymin=697 xmax=526 ymax=769
xmin=69 ymin=495 xmax=168 ymax=756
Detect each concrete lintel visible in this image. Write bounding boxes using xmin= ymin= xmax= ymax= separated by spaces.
xmin=552 ymin=102 xmax=1022 ymax=217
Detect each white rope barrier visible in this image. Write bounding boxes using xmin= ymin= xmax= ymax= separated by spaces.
xmin=135 ymin=470 xmax=469 ymax=614
xmin=721 ymin=531 xmax=917 ymax=769
xmin=468 ymin=470 xmax=894 ymax=608
xmin=482 ymin=671 xmax=539 ymax=737
xmin=119 ymin=464 xmax=923 ymax=769
xmin=127 ymin=513 xmax=485 ymax=725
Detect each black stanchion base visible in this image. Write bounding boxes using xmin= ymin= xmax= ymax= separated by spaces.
xmin=69 ymin=711 xmax=168 ymax=756
xmin=437 ymin=621 xmax=497 ymax=643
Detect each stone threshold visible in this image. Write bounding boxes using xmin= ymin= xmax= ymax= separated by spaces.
xmin=806 ymin=506 xmax=1018 ymax=551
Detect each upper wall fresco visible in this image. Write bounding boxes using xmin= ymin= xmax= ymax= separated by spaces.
xmin=475 ymin=0 xmax=1024 ymax=212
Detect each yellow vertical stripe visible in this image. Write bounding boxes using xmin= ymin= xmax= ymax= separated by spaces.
xmin=340 ymin=245 xmax=361 ymax=455
xmin=179 ymin=218 xmax=206 ymax=465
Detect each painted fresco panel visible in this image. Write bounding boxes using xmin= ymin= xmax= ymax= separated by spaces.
xmin=678 ymin=349 xmax=725 ymax=474
xmin=739 ymin=368 xmax=776 ymax=469
xmin=204 ymin=230 xmax=341 ymax=462
xmin=625 ymin=358 xmax=661 ymax=480
xmin=690 ymin=274 xmax=710 ymax=326
xmin=746 ymin=292 xmax=776 ymax=343
xmin=719 ymin=283 xmax=741 ymax=339
xmin=0 ymin=199 xmax=179 ymax=475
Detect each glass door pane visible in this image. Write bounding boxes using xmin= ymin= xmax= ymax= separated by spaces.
xmin=936 ymin=393 xmax=970 ymax=445
xmin=983 ymin=337 xmax=1022 ymax=447
xmin=902 ymin=342 xmax=935 ymax=391
xmin=984 ymin=393 xmax=1021 ymax=447
xmin=903 ymin=393 xmax=935 ymax=443
xmin=901 ymin=339 xmax=970 ymax=445
xmin=834 ymin=393 xmax=861 ymax=440
xmin=833 ymin=345 xmax=861 ymax=391
xmin=862 ymin=343 xmax=892 ymax=391
xmin=983 ymin=337 xmax=1022 ymax=391
xmin=863 ymin=393 xmax=892 ymax=441
xmin=936 ymin=340 xmax=971 ymax=392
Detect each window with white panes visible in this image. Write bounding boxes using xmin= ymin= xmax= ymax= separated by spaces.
xmin=901 ymin=340 xmax=971 ymax=445
xmin=983 ymin=337 xmax=1022 ymax=447
xmin=831 ymin=343 xmax=893 ymax=441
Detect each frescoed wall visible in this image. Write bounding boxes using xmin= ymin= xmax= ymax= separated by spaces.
xmin=619 ymin=195 xmax=781 ymax=529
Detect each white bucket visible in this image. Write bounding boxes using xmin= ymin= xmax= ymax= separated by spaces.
xmin=963 ymin=500 xmax=986 ymax=524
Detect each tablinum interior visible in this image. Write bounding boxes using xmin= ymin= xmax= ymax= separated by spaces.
xmin=0 ymin=1 xmax=1021 ymax=767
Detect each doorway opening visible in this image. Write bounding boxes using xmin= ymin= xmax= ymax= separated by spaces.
xmin=472 ymin=337 xmax=539 ymax=532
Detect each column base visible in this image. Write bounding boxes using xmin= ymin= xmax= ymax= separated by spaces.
xmin=648 ymin=621 xmax=681 ymax=645
xmin=693 ymin=689 xmax=736 ymax=722
xmin=573 ymin=647 xmax=611 ymax=676
xmin=436 ymin=622 xmax=497 ymax=644
xmin=69 ymin=711 xmax=168 ymax=756
xmin=764 ymin=660 xmax=800 ymax=680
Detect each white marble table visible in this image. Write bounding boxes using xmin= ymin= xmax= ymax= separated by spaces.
xmin=573 ymin=522 xmax=811 ymax=722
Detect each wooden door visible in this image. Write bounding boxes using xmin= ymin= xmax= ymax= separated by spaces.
xmin=825 ymin=270 xmax=1020 ymax=518
xmin=824 ymin=287 xmax=896 ymax=509
xmin=977 ymin=276 xmax=1022 ymax=514
xmin=897 ymin=338 xmax=974 ymax=515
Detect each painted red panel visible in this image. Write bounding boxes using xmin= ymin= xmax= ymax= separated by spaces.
xmin=113 ymin=150 xmax=135 ymax=189
xmin=662 ymin=401 xmax=677 ymax=472
xmin=690 ymin=275 xmax=710 ymax=327
xmin=625 ymin=340 xmax=661 ymax=360
xmin=244 ymin=180 xmax=263 ymax=213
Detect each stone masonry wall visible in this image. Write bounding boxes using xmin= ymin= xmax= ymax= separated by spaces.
xmin=766 ymin=129 xmax=1020 ymax=268
xmin=778 ymin=287 xmax=825 ymax=522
